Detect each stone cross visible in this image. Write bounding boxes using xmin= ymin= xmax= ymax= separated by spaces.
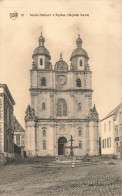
xmin=65 ymin=135 xmax=78 ymax=157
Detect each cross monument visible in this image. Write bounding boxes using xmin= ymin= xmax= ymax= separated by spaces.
xmin=65 ymin=135 xmax=79 ymax=157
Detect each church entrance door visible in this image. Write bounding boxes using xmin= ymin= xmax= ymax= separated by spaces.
xmin=58 ymin=137 xmax=67 ymax=155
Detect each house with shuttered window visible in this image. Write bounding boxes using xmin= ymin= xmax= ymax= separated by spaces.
xmin=100 ymin=103 xmax=122 ymax=159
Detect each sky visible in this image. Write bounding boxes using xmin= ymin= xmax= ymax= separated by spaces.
xmin=0 ymin=0 xmax=122 ymax=127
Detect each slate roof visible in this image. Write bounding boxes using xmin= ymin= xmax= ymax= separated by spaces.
xmin=100 ymin=103 xmax=122 ymax=122
xmin=13 ymin=116 xmax=25 ymax=132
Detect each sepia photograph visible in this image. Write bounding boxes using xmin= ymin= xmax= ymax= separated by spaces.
xmin=0 ymin=0 xmax=121 ymax=195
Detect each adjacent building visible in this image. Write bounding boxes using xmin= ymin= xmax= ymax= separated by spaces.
xmin=100 ymin=103 xmax=122 ymax=159
xmin=0 ymin=84 xmax=15 ymax=163
xmin=25 ymin=33 xmax=99 ymax=157
xmin=14 ymin=116 xmax=25 ymax=148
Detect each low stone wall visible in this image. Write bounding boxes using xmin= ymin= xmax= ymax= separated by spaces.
xmin=0 ymin=153 xmax=15 ymax=165
xmin=0 ymin=153 xmax=7 ymax=165
xmin=101 ymin=154 xmax=119 ymax=159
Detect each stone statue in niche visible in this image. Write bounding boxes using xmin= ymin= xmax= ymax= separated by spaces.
xmin=78 ymin=103 xmax=82 ymax=111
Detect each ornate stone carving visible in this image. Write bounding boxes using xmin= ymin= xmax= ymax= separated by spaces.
xmin=25 ymin=105 xmax=36 ymax=120
xmin=70 ymin=92 xmax=74 ymax=97
xmin=69 ymin=124 xmax=76 ymax=128
xmin=85 ymin=93 xmax=91 ymax=98
xmin=88 ymin=104 xmax=99 ymax=119
xmin=50 ymin=93 xmax=54 ymax=98
xmin=50 ymin=124 xmax=56 ymax=128
xmin=59 ymin=124 xmax=65 ymax=130
xmin=32 ymin=62 xmax=37 ymax=69
xmin=45 ymin=62 xmax=52 ymax=70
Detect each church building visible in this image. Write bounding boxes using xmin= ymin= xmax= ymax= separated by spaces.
xmin=25 ymin=32 xmax=99 ymax=157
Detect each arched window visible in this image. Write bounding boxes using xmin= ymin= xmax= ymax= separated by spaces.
xmin=43 ymin=129 xmax=46 ymax=136
xmin=76 ymin=78 xmax=81 ymax=87
xmin=79 ymin=129 xmax=82 ymax=136
xmin=80 ymin=60 xmax=82 ymax=66
xmin=41 ymin=77 xmax=46 ymax=86
xmin=57 ymin=99 xmax=67 ymax=116
xmin=42 ymin=103 xmax=46 ymax=110
xmin=79 ymin=141 xmax=82 ymax=149
xmin=43 ymin=140 xmax=46 ymax=150
xmin=40 ymin=58 xmax=43 ymax=65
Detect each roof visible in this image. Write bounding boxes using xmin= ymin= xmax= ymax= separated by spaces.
xmin=0 ymin=84 xmax=15 ymax=105
xmin=70 ymin=48 xmax=88 ymax=60
xmin=100 ymin=102 xmax=122 ymax=122
xmin=32 ymin=33 xmax=51 ymax=59
xmin=70 ymin=35 xmax=88 ymax=60
xmin=32 ymin=46 xmax=51 ymax=59
xmin=13 ymin=116 xmax=25 ymax=132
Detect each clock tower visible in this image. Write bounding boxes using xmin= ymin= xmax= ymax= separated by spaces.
xmin=25 ymin=33 xmax=99 ymax=157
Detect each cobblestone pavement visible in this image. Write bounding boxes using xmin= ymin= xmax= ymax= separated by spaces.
xmin=0 ymin=159 xmax=121 ymax=196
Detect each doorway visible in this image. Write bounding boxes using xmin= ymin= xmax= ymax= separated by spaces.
xmin=58 ymin=137 xmax=67 ymax=155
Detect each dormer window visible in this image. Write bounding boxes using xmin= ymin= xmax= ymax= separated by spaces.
xmin=40 ymin=58 xmax=43 ymax=65
xmin=76 ymin=78 xmax=81 ymax=87
xmin=41 ymin=77 xmax=46 ymax=86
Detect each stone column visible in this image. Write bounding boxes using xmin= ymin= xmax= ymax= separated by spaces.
xmin=30 ymin=125 xmax=35 ymax=156
xmin=37 ymin=125 xmax=39 ymax=153
xmin=35 ymin=124 xmax=39 ymax=156
xmin=70 ymin=92 xmax=74 ymax=118
xmin=35 ymin=124 xmax=37 ymax=156
xmin=31 ymin=93 xmax=38 ymax=116
xmin=55 ymin=124 xmax=58 ymax=156
xmin=93 ymin=123 xmax=99 ymax=155
xmin=86 ymin=124 xmax=89 ymax=154
xmin=50 ymin=93 xmax=54 ymax=118
xmin=25 ymin=125 xmax=31 ymax=151
xmin=89 ymin=121 xmax=94 ymax=155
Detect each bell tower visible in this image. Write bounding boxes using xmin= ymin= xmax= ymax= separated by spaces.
xmin=30 ymin=33 xmax=53 ymax=117
xmin=70 ymin=34 xmax=90 ymax=71
xmin=32 ymin=33 xmax=52 ymax=70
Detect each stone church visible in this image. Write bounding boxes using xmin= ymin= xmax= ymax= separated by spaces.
xmin=25 ymin=32 xmax=99 ymax=157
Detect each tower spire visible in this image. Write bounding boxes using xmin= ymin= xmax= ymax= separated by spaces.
xmin=41 ymin=27 xmax=42 ymax=35
xmin=78 ymin=25 xmax=80 ymax=36
xmin=59 ymin=52 xmax=63 ymax=60
xmin=38 ymin=31 xmax=45 ymax=47
xmin=76 ymin=34 xmax=82 ymax=48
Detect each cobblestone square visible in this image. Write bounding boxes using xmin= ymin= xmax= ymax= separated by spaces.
xmin=0 ymin=158 xmax=121 ymax=196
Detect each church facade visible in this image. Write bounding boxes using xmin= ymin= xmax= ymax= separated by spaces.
xmin=25 ymin=33 xmax=99 ymax=157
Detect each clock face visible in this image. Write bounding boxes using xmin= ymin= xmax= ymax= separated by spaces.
xmin=57 ymin=75 xmax=67 ymax=85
